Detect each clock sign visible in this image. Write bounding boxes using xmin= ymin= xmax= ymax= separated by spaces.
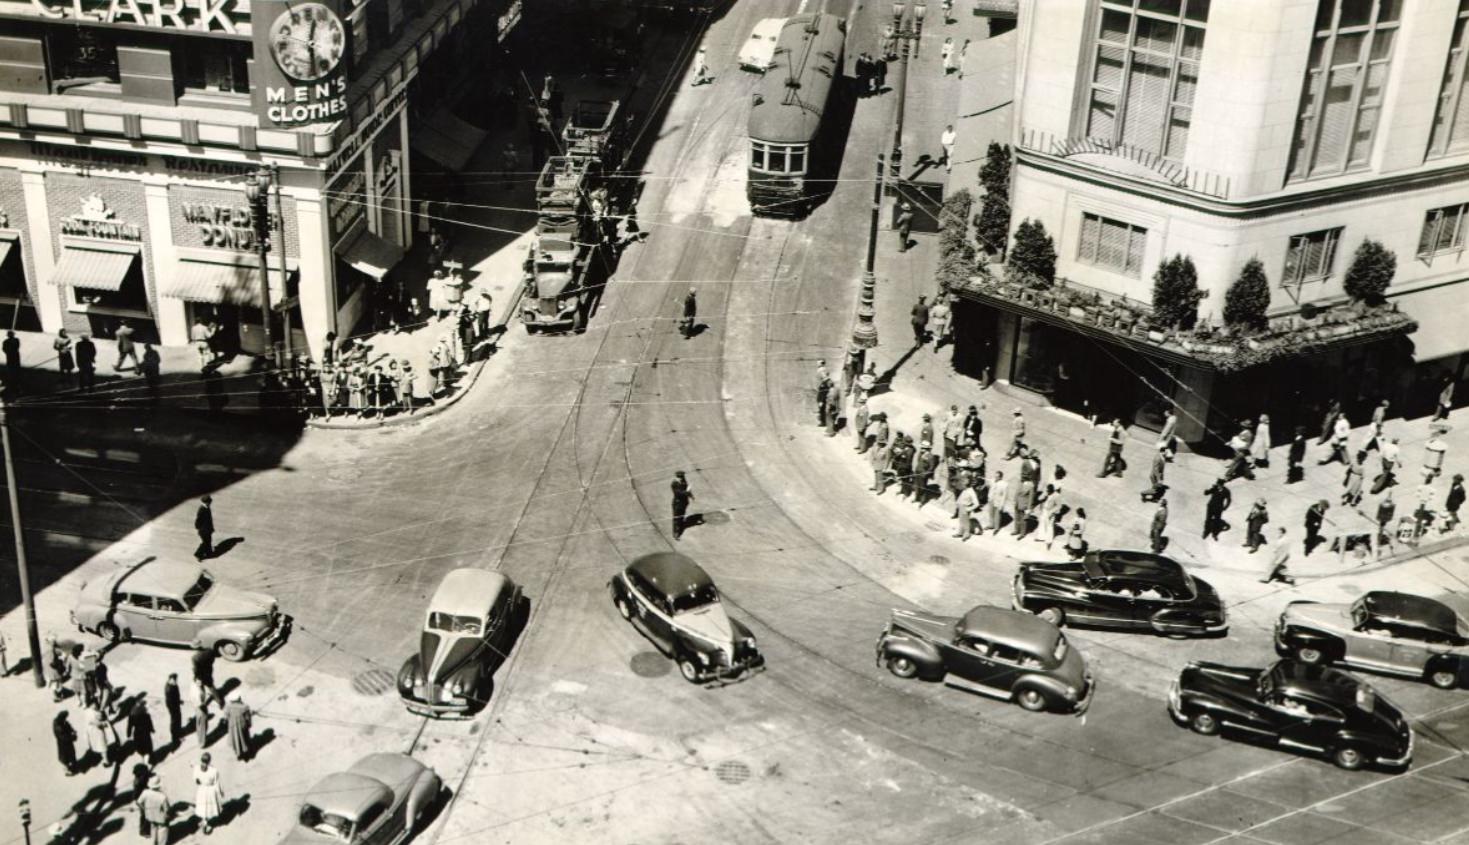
xmin=270 ymin=3 xmax=345 ymax=81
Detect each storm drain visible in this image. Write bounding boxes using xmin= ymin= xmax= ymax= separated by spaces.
xmin=630 ymin=652 xmax=671 ymax=678
xmin=713 ymin=760 xmax=751 ymax=785
xmin=351 ymin=669 xmax=396 ymax=696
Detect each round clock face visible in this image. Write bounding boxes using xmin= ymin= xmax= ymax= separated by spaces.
xmin=270 ymin=3 xmax=346 ymax=82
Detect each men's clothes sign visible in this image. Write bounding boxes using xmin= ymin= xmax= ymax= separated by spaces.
xmin=251 ymin=0 xmax=349 ymax=129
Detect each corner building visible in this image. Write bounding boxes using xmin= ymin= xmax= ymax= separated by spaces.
xmin=0 ymin=0 xmax=516 ymax=356
xmin=956 ymin=0 xmax=1469 ymax=444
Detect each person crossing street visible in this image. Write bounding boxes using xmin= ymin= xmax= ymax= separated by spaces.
xmin=671 ymin=471 xmax=694 ymax=540
xmin=680 ymin=288 xmax=697 ymax=338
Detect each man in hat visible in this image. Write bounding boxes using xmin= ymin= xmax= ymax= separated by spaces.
xmin=1005 ymin=409 xmax=1026 ymax=459
xmin=942 ymin=405 xmax=963 ymax=460
xmin=1245 ymin=499 xmax=1270 ymax=553
xmin=1304 ymin=499 xmax=1329 ymax=555
xmin=1144 ymin=443 xmax=1167 ymax=502
xmin=953 ymin=477 xmax=980 ymax=540
xmin=681 ymin=288 xmax=697 ymax=338
xmin=913 ymin=443 xmax=937 ymax=508
xmin=671 ymin=472 xmax=694 ymax=540
xmin=194 ymin=496 xmax=215 ymax=560
xmin=896 ymin=202 xmax=914 ymax=252
xmin=1447 ymin=473 xmax=1465 ymax=532
xmin=853 ymin=395 xmax=871 ymax=453
xmin=1098 ymin=419 xmax=1127 ymax=478
xmin=1149 ymin=498 xmax=1169 ymax=553
xmin=1202 ymin=478 xmax=1232 ymax=541
xmin=137 ymin=774 xmax=171 ymax=844
xmin=910 ymin=296 xmax=929 ymax=346
xmin=824 ymin=380 xmax=842 ymax=437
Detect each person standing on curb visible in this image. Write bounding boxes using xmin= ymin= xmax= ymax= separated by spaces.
xmin=989 ymin=470 xmax=1010 ymax=535
xmin=870 ymin=439 xmax=892 ymax=495
xmin=54 ymin=329 xmax=75 ymax=384
xmin=910 ymin=296 xmax=929 ymax=346
xmin=194 ymin=496 xmax=215 ymax=561
xmin=1251 ymin=414 xmax=1272 ymax=468
xmin=671 ymin=472 xmax=693 ymax=540
xmin=929 ymin=295 xmax=951 ymax=350
xmin=1245 ymin=499 xmax=1270 ymax=554
xmin=942 ymin=405 xmax=963 ymax=460
xmin=75 ymin=333 xmax=97 ymax=391
xmin=953 ymin=479 xmax=979 ymax=541
xmin=54 ymin=710 xmax=79 ymax=776
xmin=1149 ymin=498 xmax=1169 ymax=553
xmin=137 ymin=775 xmax=170 ymax=845
xmin=815 ymin=371 xmax=831 ymax=427
xmin=853 ymin=396 xmax=871 ymax=453
xmin=192 ymin=678 xmax=211 ymax=748
xmin=1013 ymin=475 xmax=1036 ymax=537
xmin=1262 ymin=528 xmax=1296 ymax=585
xmin=114 ymin=320 xmax=139 ymax=372
xmin=84 ymin=701 xmax=119 ymax=766
xmin=1065 ymin=508 xmax=1088 ymax=560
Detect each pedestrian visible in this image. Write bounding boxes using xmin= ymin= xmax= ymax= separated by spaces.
xmin=1304 ymin=499 xmax=1329 ymax=556
xmin=1371 ymin=398 xmax=1389 ymax=430
xmin=1 ymin=329 xmax=18 ymax=383
xmin=54 ymin=329 xmax=75 ymax=382
xmin=896 ymin=202 xmax=914 ymax=252
xmin=127 ymin=698 xmax=155 ymax=764
xmin=1377 ymin=437 xmax=1401 ymax=490
xmin=194 ymin=753 xmax=225 ymax=835
xmin=164 ymin=673 xmax=183 ymax=744
xmin=140 ymin=344 xmax=161 ymax=403
xmin=194 ymin=496 xmax=214 ymax=561
xmin=1286 ymin=426 xmax=1307 ymax=484
xmin=855 ymin=362 xmax=877 ymax=404
xmin=681 ymin=287 xmax=697 ymax=338
xmin=1251 ymin=414 xmax=1272 ymax=467
xmin=692 ymin=45 xmax=710 ymax=85
xmin=43 ymin=634 xmax=66 ymax=698
xmin=53 ymin=710 xmax=79 ymax=776
xmin=84 ymin=701 xmax=119 ymax=766
xmin=113 ymin=320 xmax=139 ymax=371
xmin=1066 ymin=508 xmax=1088 ymax=559
xmin=1320 ymin=413 xmax=1351 ymax=465
xmin=853 ymin=396 xmax=871 ymax=453
xmin=956 ymin=38 xmax=969 ymax=78
xmin=75 ymin=645 xmax=99 ymax=709
xmin=910 ymin=296 xmax=929 ymax=346
xmin=870 ymin=439 xmax=892 ymax=495
xmin=671 ymin=471 xmax=693 ymax=540
xmin=913 ymin=443 xmax=937 ymax=508
xmin=75 ymin=333 xmax=97 ymax=391
xmin=962 ymin=404 xmax=982 ymax=452
xmin=1224 ymin=423 xmax=1256 ymax=481
xmin=1434 ymin=375 xmax=1455 ymax=421
xmin=1034 ymin=485 xmax=1062 ymax=548
xmin=941 ymin=36 xmax=955 ymax=73
xmin=1318 ymin=399 xmax=1342 ymax=444
xmin=824 ymin=381 xmax=842 ymax=437
xmin=192 ymin=678 xmax=210 ymax=748
xmin=224 ymin=693 xmax=252 ymax=761
xmin=870 ymin=411 xmax=889 ymax=451
xmin=1245 ymin=499 xmax=1269 ymax=553
xmin=472 ymin=289 xmax=493 ymax=341
xmin=1144 ymin=443 xmax=1167 ymax=502
xmin=1149 ymin=498 xmax=1169 ymax=553
xmin=953 ymin=479 xmax=979 ymax=540
xmin=1006 ymin=408 xmax=1026 ymax=459
xmin=881 ymin=24 xmax=897 ymax=59
xmin=939 ymin=124 xmax=956 ymax=173
xmin=942 ymin=404 xmax=963 ymax=459
xmin=942 ymin=0 xmax=954 ymax=22
xmin=1262 ymin=528 xmax=1295 ymax=585
xmin=1157 ymin=409 xmax=1179 ymax=461
xmin=1014 ymin=476 xmax=1036 ymax=537
xmin=1202 ymin=478 xmax=1232 ymax=541
xmin=816 ymin=373 xmax=831 ymax=427
xmin=137 ymin=775 xmax=170 ymax=845
xmin=1342 ymin=450 xmax=1366 ymax=507
xmin=1098 ymin=419 xmax=1126 ymax=478
xmin=989 ymin=470 xmax=1010 ymax=534
xmin=929 ymin=294 xmax=952 ymax=349
xmin=92 ymin=650 xmax=117 ymax=716
xmin=918 ymin=413 xmax=935 ymax=450
xmin=1447 ymin=473 xmax=1465 ymax=532
xmin=893 ymin=435 xmax=916 ymax=498
xmin=1375 ymin=493 xmax=1397 ymax=557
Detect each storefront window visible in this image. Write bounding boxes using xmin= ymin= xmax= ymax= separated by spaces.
xmin=1012 ymin=317 xmax=1057 ymax=394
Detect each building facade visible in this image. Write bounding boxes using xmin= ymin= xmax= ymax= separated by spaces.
xmin=0 ymin=0 xmax=515 ymax=358
xmin=956 ymin=0 xmax=1469 ymax=444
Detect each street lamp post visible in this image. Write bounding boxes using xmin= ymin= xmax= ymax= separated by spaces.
xmin=245 ymin=171 xmax=276 ymax=366
xmin=846 ymin=153 xmax=886 ymax=392
xmin=888 ymin=0 xmax=927 ymax=190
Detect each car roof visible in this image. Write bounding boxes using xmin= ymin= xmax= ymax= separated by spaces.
xmin=752 ymin=17 xmax=786 ymax=37
xmin=304 ymin=773 xmax=391 ymax=820
xmin=628 ymin=552 xmax=712 ymax=600
xmin=116 ymin=561 xmax=204 ymax=598
xmin=1085 ymin=550 xmax=1189 ymax=586
xmin=958 ymin=606 xmax=1059 ymax=656
xmin=1269 ymin=660 xmax=1367 ymax=709
xmin=428 ymin=569 xmax=509 ymax=618
xmin=1360 ymin=591 xmax=1460 ymax=634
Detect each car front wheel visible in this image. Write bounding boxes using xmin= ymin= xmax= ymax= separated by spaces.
xmin=215 ymin=640 xmax=246 ymax=662
xmin=1331 ymin=745 xmax=1364 ymax=771
xmin=678 ymin=657 xmax=702 ymax=684
xmin=886 ymin=656 xmax=918 ymax=679
xmin=1035 ymin=607 xmax=1064 ymax=626
xmin=1189 ymin=711 xmax=1219 ymax=735
xmin=1015 ymin=688 xmax=1048 ymax=712
xmin=1428 ymin=663 xmax=1459 ymax=690
xmin=97 ymin=622 xmax=122 ymax=643
xmin=1293 ymin=645 xmax=1326 ymax=665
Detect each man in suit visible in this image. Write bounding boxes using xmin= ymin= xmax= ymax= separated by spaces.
xmin=194 ymin=496 xmax=215 ymax=560
xmin=1304 ymin=499 xmax=1329 ymax=556
xmin=136 ymin=774 xmax=171 ymax=844
xmin=1202 ymin=479 xmax=1232 ymax=541
xmin=671 ymin=472 xmax=694 ymax=540
xmin=1150 ymin=498 xmax=1169 ymax=553
xmin=75 ymin=333 xmax=98 ymax=391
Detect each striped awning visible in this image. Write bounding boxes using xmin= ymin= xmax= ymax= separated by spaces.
xmin=52 ymin=243 xmax=139 ymax=292
xmin=335 ymin=226 xmax=404 ymax=279
xmin=162 ymin=259 xmax=262 ymax=307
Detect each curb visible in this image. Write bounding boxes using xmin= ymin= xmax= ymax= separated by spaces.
xmin=306 ymin=279 xmax=528 ymax=431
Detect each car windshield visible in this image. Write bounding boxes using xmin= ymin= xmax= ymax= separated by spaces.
xmin=428 ymin=613 xmax=482 ymax=636
xmin=1052 ymin=637 xmax=1068 ymax=666
xmin=670 ymin=584 xmax=719 ymax=614
xmin=299 ymin=805 xmax=353 ymax=842
xmin=182 ymin=573 xmax=214 ymax=610
xmin=1356 ymin=685 xmax=1377 ymax=714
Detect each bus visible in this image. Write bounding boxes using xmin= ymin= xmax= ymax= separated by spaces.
xmin=746 ymin=13 xmax=847 ymax=217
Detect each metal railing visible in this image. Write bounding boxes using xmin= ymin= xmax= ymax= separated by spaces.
xmin=1017 ymin=128 xmax=1232 ymax=201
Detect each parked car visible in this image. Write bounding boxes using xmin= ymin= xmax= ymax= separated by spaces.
xmin=875 ymin=605 xmax=1094 ymax=714
xmin=278 ymin=753 xmax=441 ymax=845
xmin=609 ymin=552 xmax=763 ymax=684
xmin=1013 ymin=549 xmax=1227 ymax=637
xmin=1275 ymin=591 xmax=1469 ymax=689
xmin=1168 ymin=659 xmax=1413 ymax=770
xmin=397 ymin=569 xmax=524 ymax=718
xmin=71 ymin=560 xmax=285 ymax=660
xmin=738 ymin=18 xmax=787 ymax=71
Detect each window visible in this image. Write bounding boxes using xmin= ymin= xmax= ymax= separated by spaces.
xmin=1429 ymin=0 xmax=1469 ymax=157
xmin=1288 ymin=0 xmax=1400 ymax=180
xmin=1282 ymin=227 xmax=1342 ymax=288
xmin=1077 ymin=212 xmax=1147 ymax=277
xmin=120 ymin=593 xmax=153 ymax=609
xmin=1419 ymin=204 xmax=1468 ymax=258
xmin=428 ymin=613 xmax=483 ymax=635
xmin=748 ymin=141 xmax=809 ymax=174
xmin=1084 ymin=0 xmax=1210 ymax=160
xmin=155 ymin=599 xmax=186 ymax=613
xmin=959 ymin=636 xmax=993 ymax=655
xmin=47 ymin=27 xmax=120 ymax=88
xmin=175 ymin=42 xmax=251 ymax=95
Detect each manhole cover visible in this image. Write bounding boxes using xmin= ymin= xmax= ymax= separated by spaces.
xmin=714 ymin=760 xmax=751 ymax=785
xmin=928 ymin=555 xmax=950 ymax=566
xmin=351 ymin=669 xmax=396 ymax=696
xmin=630 ymin=652 xmax=671 ymax=678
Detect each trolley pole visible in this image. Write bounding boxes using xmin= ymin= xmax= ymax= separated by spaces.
xmin=0 ymin=398 xmax=44 ymax=689
xmin=271 ymin=162 xmax=291 ymax=366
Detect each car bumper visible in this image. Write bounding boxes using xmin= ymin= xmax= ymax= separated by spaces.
xmin=399 ymin=687 xmax=477 ymax=719
xmin=1166 ymin=680 xmax=1185 ymax=722
xmin=699 ymin=652 xmax=765 ymax=685
xmin=247 ymin=614 xmax=292 ymax=656
xmin=1378 ymin=732 xmax=1414 ymax=768
xmin=1073 ymin=672 xmax=1097 ymax=716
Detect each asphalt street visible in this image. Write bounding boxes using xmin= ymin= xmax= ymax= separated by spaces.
xmin=5 ymin=1 xmax=1469 ymax=844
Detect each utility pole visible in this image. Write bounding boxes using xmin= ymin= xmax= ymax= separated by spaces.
xmin=246 ymin=170 xmax=275 ymax=366
xmin=846 ymin=153 xmax=885 ymax=392
xmin=0 ymin=398 xmax=43 ymax=689
xmin=271 ymin=162 xmax=291 ymax=365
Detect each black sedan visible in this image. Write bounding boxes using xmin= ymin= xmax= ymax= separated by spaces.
xmin=1168 ymin=659 xmax=1413 ymax=771
xmin=1013 ymin=549 xmax=1227 ymax=637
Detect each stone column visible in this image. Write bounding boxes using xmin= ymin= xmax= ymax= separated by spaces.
xmin=142 ymin=178 xmax=187 ymax=345
xmin=294 ymin=191 xmax=334 ymax=360
xmin=19 ymin=170 xmax=59 ymax=329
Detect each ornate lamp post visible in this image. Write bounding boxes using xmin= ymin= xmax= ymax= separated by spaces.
xmin=846 ymin=153 xmax=887 ymax=392
xmin=245 ymin=171 xmax=276 ymax=365
xmin=888 ymin=0 xmax=927 ymax=188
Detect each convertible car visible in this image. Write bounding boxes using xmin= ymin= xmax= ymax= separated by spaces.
xmin=1013 ymin=549 xmax=1226 ymax=637
xmin=1168 ymin=659 xmax=1413 ymax=770
xmin=1276 ymin=591 xmax=1469 ymax=689
xmin=398 ymin=568 xmax=523 ymax=717
xmin=279 ymin=753 xmax=440 ymax=845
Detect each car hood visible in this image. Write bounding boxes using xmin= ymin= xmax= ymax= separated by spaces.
xmin=888 ymin=608 xmax=958 ymax=643
xmin=1180 ymin=661 xmax=1261 ymax=701
xmin=193 ymin=585 xmax=276 ymax=620
xmin=1282 ymin=601 xmax=1353 ymax=634
xmin=418 ymin=630 xmax=482 ymax=686
xmin=1019 ymin=562 xmax=1089 ymax=594
xmin=534 ymin=270 xmax=575 ymax=298
xmin=677 ymin=602 xmax=734 ymax=652
xmin=1054 ymin=638 xmax=1089 ymax=689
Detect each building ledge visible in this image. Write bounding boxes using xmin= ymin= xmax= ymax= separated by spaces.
xmin=951 ymin=268 xmax=1418 ymax=373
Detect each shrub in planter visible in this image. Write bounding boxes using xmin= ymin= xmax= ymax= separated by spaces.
xmin=1223 ymin=258 xmax=1271 ymax=333
xmin=1151 ymin=254 xmax=1206 ymax=330
xmin=1343 ymin=239 xmax=1396 ymax=305
xmin=1009 ymin=219 xmax=1057 ymax=288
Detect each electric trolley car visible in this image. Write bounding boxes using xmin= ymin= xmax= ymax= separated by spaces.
xmin=747 ymin=13 xmax=847 ymax=217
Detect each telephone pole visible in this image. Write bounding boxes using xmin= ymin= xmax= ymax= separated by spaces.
xmin=271 ymin=162 xmax=291 ymax=364
xmin=0 ymin=397 xmax=44 ymax=689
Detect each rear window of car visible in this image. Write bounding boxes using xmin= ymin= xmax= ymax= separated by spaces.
xmin=428 ymin=613 xmax=482 ymax=636
xmin=670 ymin=584 xmax=719 ymax=614
xmin=299 ymin=805 xmax=352 ymax=841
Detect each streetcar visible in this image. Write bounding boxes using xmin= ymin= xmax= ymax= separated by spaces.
xmin=746 ymin=13 xmax=848 ymax=217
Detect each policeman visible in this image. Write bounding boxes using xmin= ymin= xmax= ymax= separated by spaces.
xmin=681 ymin=288 xmax=697 ymax=338
xmin=671 ymin=472 xmax=694 ymax=539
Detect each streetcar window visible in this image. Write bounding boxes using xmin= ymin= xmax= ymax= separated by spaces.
xmin=751 ymin=143 xmax=767 ymax=170
xmin=767 ymin=148 xmax=788 ymax=172
xmin=790 ymin=147 xmax=807 ymax=174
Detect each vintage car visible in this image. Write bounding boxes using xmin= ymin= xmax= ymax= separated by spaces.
xmin=609 ymin=552 xmax=763 ymax=684
xmin=278 ymin=753 xmax=441 ymax=845
xmin=738 ymin=17 xmax=787 ymax=71
xmin=1275 ymin=591 xmax=1469 ymax=689
xmin=1013 ymin=549 xmax=1227 ymax=637
xmin=71 ymin=560 xmax=284 ymax=660
xmin=875 ymin=605 xmax=1094 ymax=714
xmin=397 ymin=569 xmax=524 ymax=718
xmin=1168 ymin=659 xmax=1413 ymax=770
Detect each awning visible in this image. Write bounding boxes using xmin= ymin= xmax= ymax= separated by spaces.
xmin=1397 ymin=282 xmax=1469 ymax=363
xmin=411 ymin=107 xmax=488 ymax=172
xmin=335 ymin=226 xmax=405 ymax=278
xmin=51 ymin=242 xmax=139 ymax=292
xmin=162 ymin=258 xmax=263 ymax=307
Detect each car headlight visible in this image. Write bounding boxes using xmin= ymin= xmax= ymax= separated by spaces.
xmin=449 ymin=678 xmax=465 ymax=695
xmin=697 ymin=651 xmax=710 ymax=665
xmin=742 ymin=637 xmax=756 ymax=649
xmin=1064 ymin=686 xmax=1078 ymax=700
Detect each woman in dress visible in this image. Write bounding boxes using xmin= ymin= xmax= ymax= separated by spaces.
xmin=1251 ymin=414 xmax=1273 ymax=468
xmin=83 ymin=702 xmax=118 ymax=766
xmin=348 ymin=366 xmax=366 ymax=417
xmin=1065 ymin=507 xmax=1088 ymax=560
xmin=54 ymin=329 xmax=75 ymax=379
xmin=193 ymin=752 xmax=225 ymax=835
